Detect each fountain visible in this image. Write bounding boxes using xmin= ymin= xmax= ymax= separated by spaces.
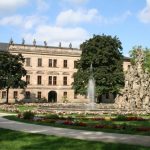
xmin=36 ymin=64 xmax=118 ymax=114
xmin=87 ymin=64 xmax=95 ymax=110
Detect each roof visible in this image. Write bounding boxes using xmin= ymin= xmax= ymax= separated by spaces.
xmin=123 ymin=56 xmax=131 ymax=61
xmin=0 ymin=42 xmax=81 ymax=51
xmin=0 ymin=42 xmax=131 ymax=60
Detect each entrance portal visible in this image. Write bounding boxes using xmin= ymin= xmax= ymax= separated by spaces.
xmin=48 ymin=91 xmax=57 ymax=103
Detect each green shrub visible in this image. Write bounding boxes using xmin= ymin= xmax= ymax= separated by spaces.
xmin=122 ymin=123 xmax=128 ymax=129
xmin=23 ymin=111 xmax=35 ymax=120
xmin=45 ymin=114 xmax=59 ymax=119
xmin=115 ymin=115 xmax=127 ymax=121
xmin=37 ymin=97 xmax=47 ymax=103
xmin=62 ymin=96 xmax=69 ymax=103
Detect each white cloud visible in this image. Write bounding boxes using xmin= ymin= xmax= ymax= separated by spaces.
xmin=0 ymin=0 xmax=90 ymax=47
xmin=0 ymin=15 xmax=47 ymax=30
xmin=0 ymin=3 xmax=131 ymax=47
xmin=0 ymin=15 xmax=22 ymax=26
xmin=23 ymin=25 xmax=89 ymax=47
xmin=0 ymin=12 xmax=89 ymax=48
xmin=56 ymin=9 xmax=131 ymax=26
xmin=138 ymin=0 xmax=150 ymax=23
xmin=56 ymin=9 xmax=100 ymax=26
xmin=0 ymin=0 xmax=28 ymax=13
xmin=61 ymin=0 xmax=88 ymax=5
xmin=23 ymin=15 xmax=48 ymax=30
xmin=37 ymin=0 xmax=50 ymax=12
xmin=103 ymin=11 xmax=132 ymax=25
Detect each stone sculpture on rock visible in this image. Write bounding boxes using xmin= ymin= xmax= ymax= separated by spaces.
xmin=115 ymin=49 xmax=150 ymax=111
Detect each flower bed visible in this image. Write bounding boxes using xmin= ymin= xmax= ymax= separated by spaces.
xmin=113 ymin=115 xmax=146 ymax=121
xmin=1 ymin=103 xmax=150 ymax=135
xmin=14 ymin=111 xmax=150 ymax=135
xmin=136 ymin=127 xmax=150 ymax=132
xmin=126 ymin=116 xmax=145 ymax=121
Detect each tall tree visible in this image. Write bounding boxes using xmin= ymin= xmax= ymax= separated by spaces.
xmin=72 ymin=34 xmax=124 ymax=98
xmin=0 ymin=52 xmax=27 ymax=103
xmin=129 ymin=46 xmax=150 ymax=72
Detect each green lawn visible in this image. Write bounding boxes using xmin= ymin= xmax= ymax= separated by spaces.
xmin=0 ymin=128 xmax=149 ymax=150
xmin=16 ymin=105 xmax=37 ymax=112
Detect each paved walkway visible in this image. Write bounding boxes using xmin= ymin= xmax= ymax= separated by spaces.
xmin=0 ymin=113 xmax=150 ymax=147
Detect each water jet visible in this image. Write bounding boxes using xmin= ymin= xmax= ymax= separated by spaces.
xmin=87 ymin=64 xmax=95 ymax=110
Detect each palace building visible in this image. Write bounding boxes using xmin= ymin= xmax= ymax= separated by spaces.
xmin=0 ymin=42 xmax=130 ymax=103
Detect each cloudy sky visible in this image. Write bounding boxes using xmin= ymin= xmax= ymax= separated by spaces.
xmin=0 ymin=0 xmax=150 ymax=56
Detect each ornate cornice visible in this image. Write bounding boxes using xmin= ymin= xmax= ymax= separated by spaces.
xmin=9 ymin=44 xmax=81 ymax=57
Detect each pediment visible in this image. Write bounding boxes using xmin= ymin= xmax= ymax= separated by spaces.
xmin=62 ymin=72 xmax=70 ymax=75
xmin=47 ymin=71 xmax=59 ymax=75
xmin=27 ymin=71 xmax=33 ymax=74
xmin=36 ymin=71 xmax=44 ymax=74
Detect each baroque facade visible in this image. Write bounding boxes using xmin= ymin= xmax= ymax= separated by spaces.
xmin=0 ymin=42 xmax=130 ymax=103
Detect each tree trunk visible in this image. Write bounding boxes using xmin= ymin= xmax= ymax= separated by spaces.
xmin=6 ymin=88 xmax=9 ymax=104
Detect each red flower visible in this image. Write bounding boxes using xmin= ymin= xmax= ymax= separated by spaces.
xmin=126 ymin=117 xmax=145 ymax=121
xmin=136 ymin=127 xmax=150 ymax=132
xmin=63 ymin=120 xmax=73 ymax=125
xmin=92 ymin=118 xmax=105 ymax=121
xmin=94 ymin=125 xmax=105 ymax=128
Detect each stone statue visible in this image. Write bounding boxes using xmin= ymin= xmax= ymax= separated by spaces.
xmin=59 ymin=42 xmax=61 ymax=48
xmin=22 ymin=38 xmax=25 ymax=45
xmin=115 ymin=49 xmax=150 ymax=111
xmin=69 ymin=43 xmax=72 ymax=48
xmin=33 ymin=39 xmax=36 ymax=46
xmin=9 ymin=38 xmax=13 ymax=45
xmin=44 ymin=41 xmax=47 ymax=47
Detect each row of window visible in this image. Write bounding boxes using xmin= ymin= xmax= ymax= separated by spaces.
xmin=1 ymin=91 xmax=68 ymax=99
xmin=2 ymin=91 xmax=18 ymax=99
xmin=26 ymin=75 xmax=68 ymax=85
xmin=1 ymin=91 xmax=114 ymax=100
xmin=26 ymin=58 xmax=78 ymax=68
xmin=25 ymin=91 xmax=68 ymax=99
